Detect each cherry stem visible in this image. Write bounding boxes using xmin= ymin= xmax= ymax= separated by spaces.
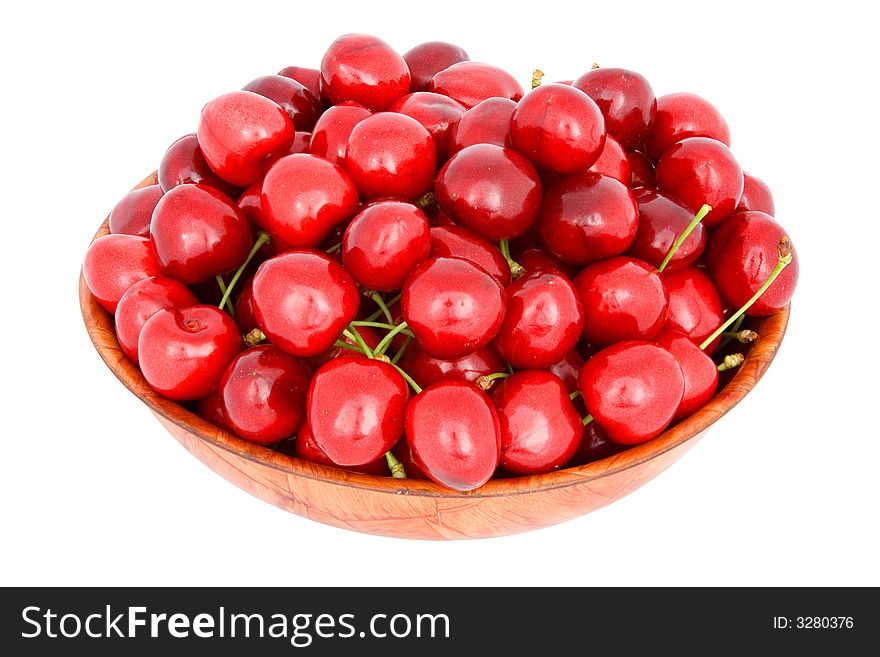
xmin=215 ymin=276 xmax=236 ymax=319
xmin=657 ymin=204 xmax=711 ymax=273
xmin=416 ymin=191 xmax=438 ymax=213
xmin=368 ymin=292 xmax=394 ymax=324
xmin=475 ymin=371 xmax=510 ymax=391
xmin=389 ymin=361 xmax=422 ymax=395
xmin=718 ymin=315 xmax=746 ymax=350
xmin=244 ymin=328 xmax=266 ymax=347
xmin=385 ymin=451 xmax=406 ymax=479
xmin=499 ymin=239 xmax=525 ymax=279
xmin=721 ymin=329 xmax=759 ymax=344
xmin=217 ymin=231 xmax=271 ymax=312
xmin=569 ymin=390 xmax=582 ymax=401
xmin=717 ymin=353 xmax=745 ymax=372
xmin=342 ymin=327 xmax=374 ymax=359
xmin=325 ymin=242 xmax=341 ymax=255
xmin=333 ymin=340 xmax=365 ymax=354
xmin=531 ymin=69 xmax=545 ymax=89
xmin=365 ymin=293 xmax=401 ymax=323
xmin=582 ymin=414 xmax=594 ymax=427
xmin=350 ymin=320 xmax=414 ymax=336
xmin=391 ymin=335 xmax=412 ymax=365
xmin=373 ymin=321 xmax=410 ymax=357
xmin=699 ymin=237 xmax=793 ymax=351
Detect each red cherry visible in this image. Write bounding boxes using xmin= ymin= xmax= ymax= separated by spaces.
xmin=429 ymin=225 xmax=511 ymax=288
xmin=109 ymin=185 xmax=163 ymax=237
xmin=435 ymin=144 xmax=542 ymax=241
xmin=537 ymin=172 xmax=638 ymax=266
xmin=389 ymin=92 xmax=466 ymax=161
xmin=150 ymin=183 xmax=253 ymax=285
xmin=114 ymin=276 xmax=198 ymax=364
xmin=588 ymin=135 xmax=631 ymax=183
xmin=493 ymin=271 xmax=584 ymax=369
xmin=405 ymin=380 xmax=501 ymax=491
xmin=307 ymin=356 xmax=408 ymax=466
xmin=390 ymin=440 xmax=429 ymax=480
xmin=219 ymin=345 xmax=312 ymax=445
xmin=308 ymin=326 xmax=381 ymax=369
xmin=341 ymin=201 xmax=431 ymax=291
xmin=233 ymin=278 xmax=259 ymax=336
xmin=403 ymin=41 xmax=469 ymax=92
xmin=578 ymin=340 xmax=684 ymax=445
xmin=627 ymin=189 xmax=706 ymax=270
xmin=251 ymin=250 xmax=359 ymax=357
xmin=289 ymin=131 xmax=312 ymax=154
xmin=402 ymin=256 xmax=506 ymax=359
xmin=399 ymin=344 xmax=505 ymax=387
xmin=429 ymin=61 xmax=524 ymax=109
xmin=567 ymin=419 xmax=623 ymax=465
xmin=157 ymin=133 xmax=240 ymax=198
xmin=513 ymin=244 xmax=577 ymax=279
xmin=242 ymin=75 xmax=322 ymax=131
xmin=510 ymin=83 xmax=606 ymax=174
xmin=736 ymin=172 xmax=775 ymax=215
xmin=573 ymin=256 xmax=669 ymax=345
xmin=653 ymin=329 xmax=719 ymax=421
xmin=547 ymin=348 xmax=585 ymax=393
xmin=197 ymin=90 xmax=294 ymax=186
xmin=308 ymin=103 xmax=372 ymax=166
xmin=83 ymin=234 xmax=161 ymax=313
xmin=138 ymin=305 xmax=241 ymax=401
xmin=645 ymin=92 xmax=731 ymax=161
xmin=656 ymin=137 xmax=744 ymax=226
xmin=627 ymin=150 xmax=656 ymax=189
xmin=195 ymin=390 xmax=232 ymax=432
xmin=662 ymin=266 xmax=725 ymax=353
xmin=288 ymin=422 xmax=390 ymax=475
xmin=260 ymin=153 xmax=359 ymax=248
xmin=492 ymin=371 xmax=583 ymax=475
xmin=447 ymin=97 xmax=515 ymax=156
xmin=277 ymin=66 xmax=324 ymax=105
xmin=320 ymin=34 xmax=410 ymax=111
xmin=572 ymin=67 xmax=656 ymax=151
xmin=236 ymin=182 xmax=264 ymax=228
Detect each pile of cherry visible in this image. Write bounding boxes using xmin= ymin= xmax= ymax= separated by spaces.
xmin=83 ymin=34 xmax=799 ymax=492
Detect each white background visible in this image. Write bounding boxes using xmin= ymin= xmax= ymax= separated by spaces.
xmin=2 ymin=0 xmax=878 ymax=587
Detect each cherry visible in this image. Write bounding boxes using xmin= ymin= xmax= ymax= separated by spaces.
xmin=447 ymin=97 xmax=515 ymax=156
xmin=509 ymin=83 xmax=606 ymax=174
xmin=277 ymin=66 xmax=324 ymax=105
xmin=491 ymin=371 xmax=583 ymax=475
xmin=308 ymin=325 xmax=381 ymax=369
xmin=341 ymin=200 xmax=431 ymax=291
xmin=109 ymin=185 xmax=163 ymax=237
xmin=150 ymin=183 xmax=253 ymax=285
xmin=567 ymin=420 xmax=621 ymax=466
xmin=399 ymin=344 xmax=505 ymax=387
xmin=308 ymin=103 xmax=372 ymax=166
xmin=493 ymin=270 xmax=584 ymax=369
xmin=656 ymin=136 xmax=744 ymax=226
xmin=320 ymin=34 xmax=410 ymax=111
xmin=233 ymin=278 xmax=259 ymax=336
xmin=547 ymin=348 xmax=585 ymax=394
xmin=236 ymin=182 xmax=264 ymax=228
xmin=573 ymin=256 xmax=669 ymax=345
xmin=195 ymin=389 xmax=232 ymax=432
xmin=513 ymin=244 xmax=577 ymax=279
xmin=306 ymin=356 xmax=408 ymax=466
xmin=653 ymin=329 xmax=719 ymax=421
xmin=588 ymin=135 xmax=631 ymax=184
xmin=260 ymin=153 xmax=359 ymax=248
xmin=572 ymin=67 xmax=656 ymax=151
xmin=288 ymin=422 xmax=390 ymax=475
xmin=219 ymin=345 xmax=312 ymax=445
xmin=343 ymin=112 xmax=437 ymax=200
xmin=429 ymin=225 xmax=511 ymax=288
xmin=401 ymin=256 xmax=506 ymax=359
xmin=114 ymin=276 xmax=198 ymax=364
xmin=405 ymin=380 xmax=501 ymax=491
xmin=537 ymin=172 xmax=638 ymax=266
xmin=83 ymin=234 xmax=161 ymax=313
xmin=403 ymin=41 xmax=469 ymax=92
xmin=157 ymin=133 xmax=240 ymax=198
xmin=289 ymin=131 xmax=312 ymax=154
xmin=435 ymin=144 xmax=542 ymax=241
xmin=662 ymin=266 xmax=725 ymax=353
xmin=390 ymin=440 xmax=429 ymax=480
xmin=578 ymin=340 xmax=684 ymax=445
xmin=627 ymin=150 xmax=656 ymax=189
xmin=627 ymin=189 xmax=706 ymax=270
xmin=736 ymin=172 xmax=775 ymax=215
xmin=251 ymin=250 xmax=360 ymax=357
xmin=645 ymin=92 xmax=731 ymax=161
xmin=242 ymin=75 xmax=322 ymax=131
xmin=389 ymin=92 xmax=466 ymax=161
xmin=197 ymin=90 xmax=294 ymax=186
xmin=429 ymin=61 xmax=524 ymax=108
xmin=138 ymin=305 xmax=241 ymax=401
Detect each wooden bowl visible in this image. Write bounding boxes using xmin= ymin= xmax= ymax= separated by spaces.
xmin=80 ymin=172 xmax=790 ymax=540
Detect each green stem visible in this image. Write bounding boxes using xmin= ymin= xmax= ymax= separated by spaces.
xmin=216 ymin=276 xmax=236 ymax=319
xmin=657 ymin=204 xmax=711 ymax=273
xmin=365 ymin=293 xmax=401 ymax=322
xmin=218 ymin=231 xmax=271 ymax=311
xmin=350 ymin=320 xmax=413 ymax=336
xmin=499 ymin=239 xmax=525 ymax=279
xmin=342 ymin=328 xmax=374 ymax=359
xmin=718 ymin=315 xmax=746 ymax=351
xmin=391 ymin=335 xmax=413 ymax=365
xmin=334 ymin=339 xmax=366 ymax=354
xmin=389 ymin=361 xmax=422 ymax=395
xmin=475 ymin=371 xmax=510 ymax=391
xmin=569 ymin=390 xmax=582 ymax=401
xmin=531 ymin=69 xmax=545 ymax=89
xmin=369 ymin=292 xmax=394 ymax=324
xmin=325 ymin=242 xmax=341 ymax=254
xmin=374 ymin=321 xmax=410 ymax=357
xmin=385 ymin=451 xmax=406 ymax=479
xmin=582 ymin=414 xmax=594 ymax=427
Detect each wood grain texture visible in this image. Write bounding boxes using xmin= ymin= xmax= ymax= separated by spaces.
xmin=80 ymin=171 xmax=791 ymax=539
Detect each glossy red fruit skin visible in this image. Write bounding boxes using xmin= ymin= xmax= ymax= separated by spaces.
xmin=627 ymin=150 xmax=656 ymax=189
xmin=308 ymin=325 xmax=381 ymax=369
xmin=663 ymin=267 xmax=725 ymax=353
xmin=150 ymin=183 xmax=253 ymax=285
xmin=448 ymin=97 xmax=515 ymax=156
xmin=399 ymin=344 xmax=505 ymax=387
xmin=403 ymin=41 xmax=469 ymax=92
xmin=109 ymin=185 xmax=163 ymax=237
xmin=344 ymin=112 xmax=437 ymax=200
xmin=493 ymin=271 xmax=584 ymax=369
xmin=242 ymin=75 xmax=322 ymax=131
xmin=157 ymin=133 xmax=240 ymax=198
xmin=429 ymin=61 xmax=524 ymax=109
xmin=547 ymin=348 xmax=585 ymax=393
xmin=627 ymin=189 xmax=706 ymax=270
xmin=653 ymin=329 xmax=719 ymax=421
xmin=574 ymin=256 xmax=669 ymax=345
xmin=83 ymin=234 xmax=161 ymax=313
xmin=567 ymin=420 xmax=621 ymax=466
xmin=306 ymin=357 xmax=408 ymax=466
xmin=219 ymin=345 xmax=312 ymax=445
xmin=390 ymin=92 xmax=466 ymax=161
xmin=736 ymin=172 xmax=775 ymax=215
xmin=391 ymin=440 xmax=429 ymax=479
xmin=573 ymin=67 xmax=656 ymax=151
xmin=320 ymin=34 xmax=410 ymax=111
xmin=288 ymin=422 xmax=389 ymax=475
xmin=492 ymin=371 xmax=583 ymax=475
xmin=579 ymin=340 xmax=684 ymax=445
xmin=342 ymin=201 xmax=431 ymax=291
xmin=233 ymin=279 xmax=259 ymax=336
xmin=429 ymin=225 xmax=511 ymax=287
xmin=510 ymin=83 xmax=606 ymax=174
xmin=308 ymin=103 xmax=372 ymax=166
xmin=645 ymin=92 xmax=731 ymax=162
xmin=195 ymin=390 xmax=233 ymax=432
xmin=514 ymin=244 xmax=577 ymax=279
xmin=260 ymin=153 xmax=359 ymax=248
xmin=138 ymin=305 xmax=242 ymax=401
xmin=656 ymin=137 xmax=744 ymax=226
xmin=405 ymin=380 xmax=501 ymax=491
xmin=588 ymin=135 xmax=630 ymax=183
xmin=197 ymin=90 xmax=294 ymax=187
xmin=537 ymin=172 xmax=638 ymax=266
xmin=277 ymin=66 xmax=324 ymax=104
xmin=289 ymin=131 xmax=312 ymax=154
xmin=402 ymin=256 xmax=506 ymax=359
xmin=251 ymin=250 xmax=360 ymax=357
xmin=435 ymin=144 xmax=542 ymax=240
xmin=706 ymin=211 xmax=799 ymax=316
xmin=114 ymin=276 xmax=199 ymax=364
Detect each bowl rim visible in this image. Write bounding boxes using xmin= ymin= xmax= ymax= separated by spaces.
xmin=80 ymin=171 xmax=790 ymax=500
